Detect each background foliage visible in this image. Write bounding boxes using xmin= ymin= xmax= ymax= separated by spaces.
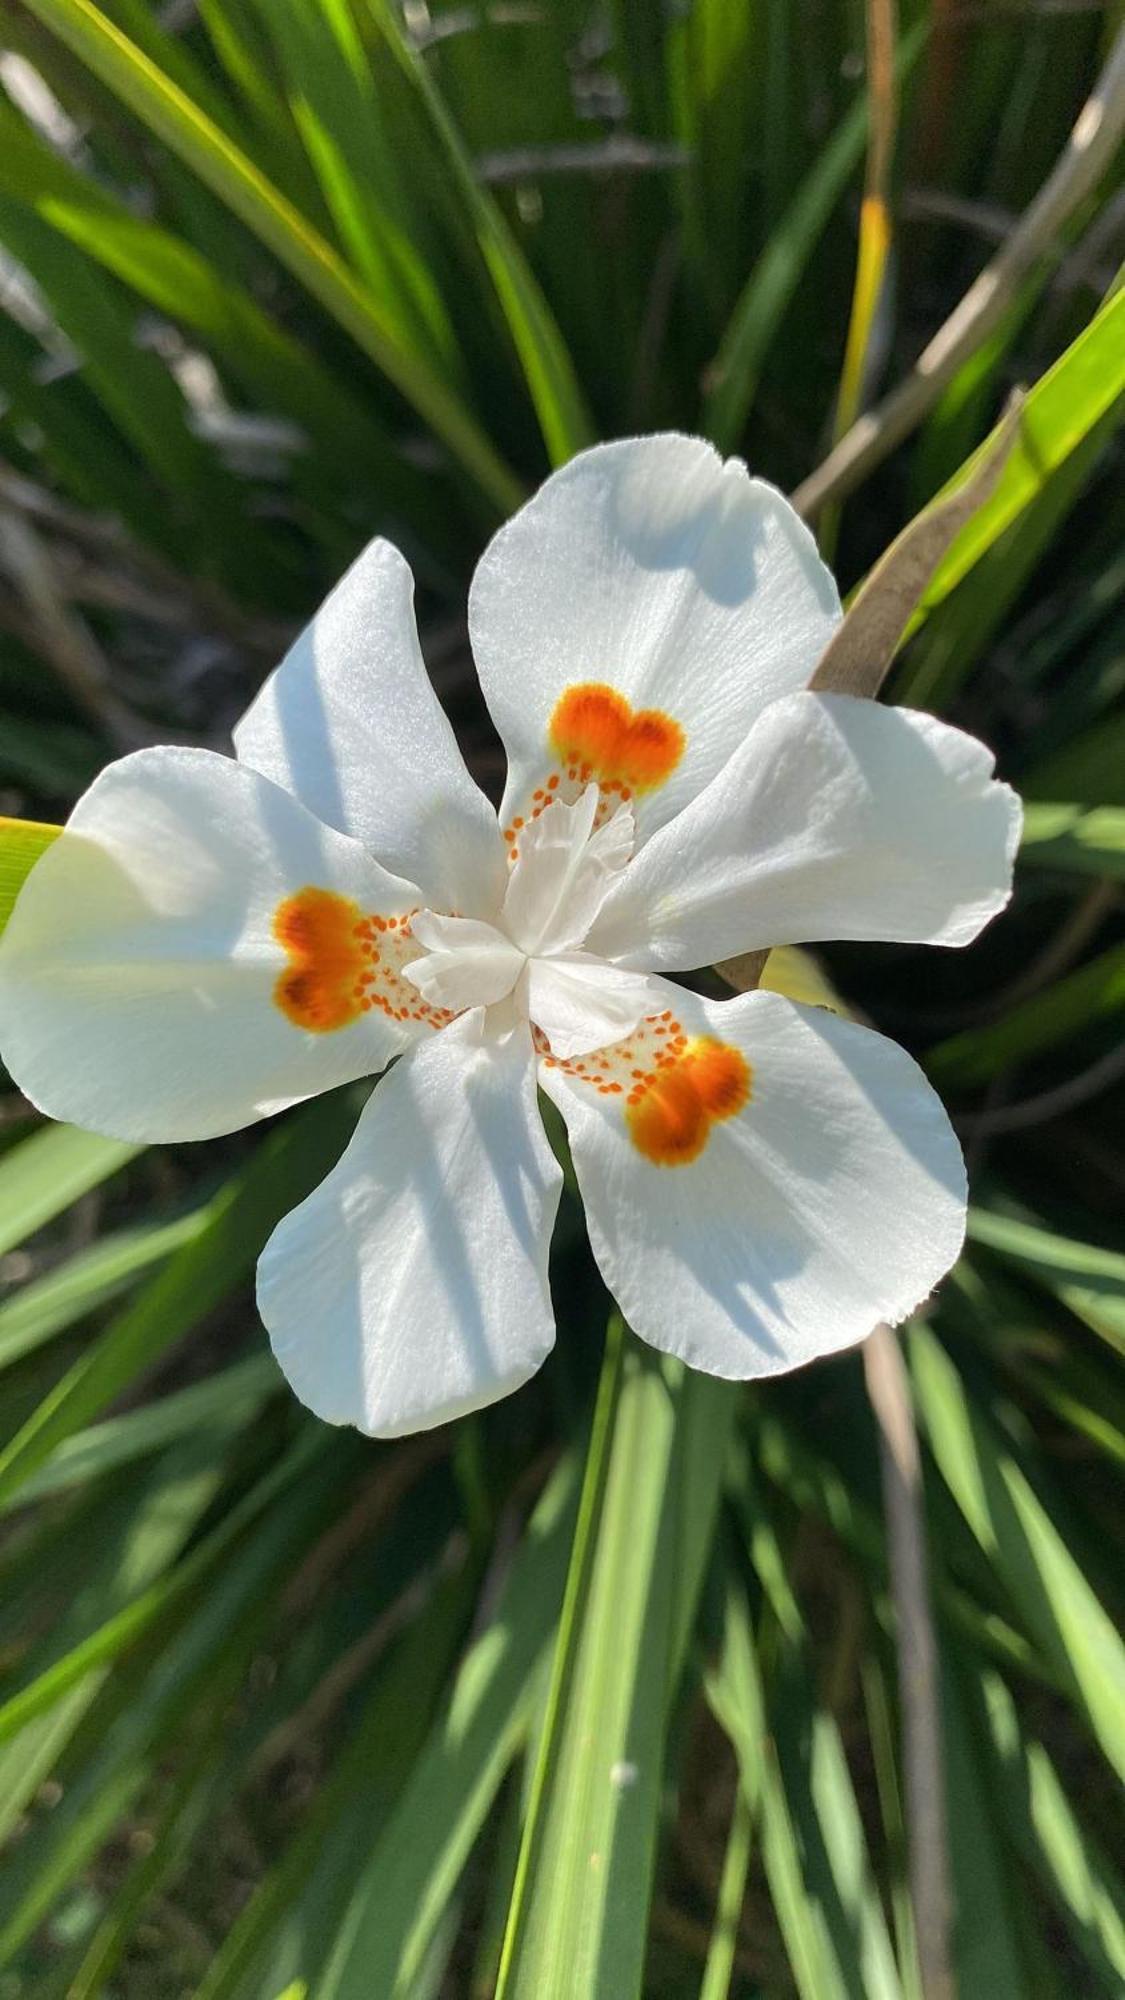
xmin=0 ymin=1 xmax=1122 ymax=1994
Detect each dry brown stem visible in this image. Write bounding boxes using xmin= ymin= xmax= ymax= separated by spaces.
xmin=793 ymin=28 xmax=1125 ymax=517
xmin=863 ymin=1322 xmax=954 ymax=2000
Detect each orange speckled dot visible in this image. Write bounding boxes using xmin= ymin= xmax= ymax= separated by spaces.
xmin=626 ymin=1037 xmax=751 ymax=1167
xmin=548 ymin=683 xmax=684 ymax=796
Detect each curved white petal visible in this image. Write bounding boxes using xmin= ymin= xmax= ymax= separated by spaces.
xmin=541 ymin=986 xmax=965 ymax=1378
xmin=527 ymin=955 xmax=655 ymax=1060
xmin=469 ymin=435 xmax=840 ymax=841
xmin=590 ymin=693 xmax=1021 ymax=971
xmin=235 ymin=537 xmax=506 ymax=917
xmin=0 ymin=747 xmax=425 ymax=1142
xmin=258 ymin=1014 xmax=561 ymax=1436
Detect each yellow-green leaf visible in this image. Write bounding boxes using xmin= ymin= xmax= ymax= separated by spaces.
xmin=0 ymin=817 xmax=61 ymax=939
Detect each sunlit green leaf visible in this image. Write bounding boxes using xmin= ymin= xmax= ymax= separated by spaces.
xmin=0 ymin=1121 xmax=139 ymax=1260
xmin=974 ymin=1665 xmax=1125 ymax=1994
xmin=910 ymin=286 xmax=1125 ymax=628
xmin=0 ymin=816 xmax=61 ymax=940
xmin=0 ymin=1091 xmax=354 ymax=1505
xmin=364 ymin=0 xmax=594 ymax=468
xmin=19 ymin=0 xmax=524 ymax=513
xmin=318 ymin=1454 xmax=580 ymax=2000
xmin=0 ymin=1211 xmax=206 ymax=1371
xmin=1019 ymin=803 xmax=1125 ymax=878
xmin=967 ymin=1206 xmax=1125 ymax=1357
xmin=498 ymin=1329 xmax=736 ymax=2000
xmin=911 ymin=1324 xmax=1125 ymax=1783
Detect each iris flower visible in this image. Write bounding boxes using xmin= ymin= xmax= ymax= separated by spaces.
xmin=0 ymin=436 xmax=1019 ymax=1435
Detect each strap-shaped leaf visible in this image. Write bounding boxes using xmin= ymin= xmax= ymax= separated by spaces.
xmin=0 ymin=816 xmax=61 ymax=940
xmin=497 ymin=1326 xmax=736 ymax=2000
xmin=18 ymin=0 xmax=524 ymax=513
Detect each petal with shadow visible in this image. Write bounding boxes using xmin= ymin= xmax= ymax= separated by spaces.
xmin=258 ymin=1013 xmax=561 ymax=1436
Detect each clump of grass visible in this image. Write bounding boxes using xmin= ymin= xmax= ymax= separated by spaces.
xmin=0 ymin=4 xmax=1122 ymax=1995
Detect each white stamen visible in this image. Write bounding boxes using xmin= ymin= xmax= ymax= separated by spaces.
xmin=404 ymin=787 xmax=654 ymax=1045
xmin=502 ymin=786 xmax=634 ymax=956
xmin=402 ymin=914 xmax=524 ymax=1013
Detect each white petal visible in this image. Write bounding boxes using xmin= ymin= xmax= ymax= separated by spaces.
xmin=590 ymin=693 xmax=1021 ymax=971
xmin=541 ymin=985 xmax=965 ymax=1377
xmin=527 ymin=955 xmax=656 ymax=1060
xmin=403 ymin=912 xmax=524 ymax=1012
xmin=258 ymin=1014 xmax=561 ymax=1436
xmin=469 ymin=435 xmax=840 ymax=840
xmin=234 ymin=537 xmax=506 ymax=916
xmin=501 ymin=787 xmax=633 ymax=955
xmin=0 ymin=747 xmax=425 ymax=1142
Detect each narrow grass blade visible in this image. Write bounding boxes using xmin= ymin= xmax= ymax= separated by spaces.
xmin=894 ymin=401 xmax=1116 ymax=715
xmin=860 ymin=1656 xmax=923 ymax=2000
xmin=317 ymin=1453 xmax=579 ymax=2000
xmin=0 ymin=196 xmax=249 ymax=518
xmin=242 ymin=0 xmax=460 ymax=374
xmin=0 ymin=1441 xmax=340 ymax=1965
xmin=705 ymin=1573 xmax=841 ymax=2000
xmin=910 ymin=1324 xmax=1125 ymax=1783
xmin=363 ymin=0 xmax=594 ymax=467
xmin=0 ymin=1429 xmax=325 ymax=1744
xmin=703 ymin=90 xmax=871 ymax=449
xmin=816 ymin=0 xmax=900 ymax=560
xmin=719 ymin=1468 xmax=903 ymax=2000
xmin=9 ymin=1353 xmax=279 ymax=1507
xmin=0 ymin=1123 xmax=139 ymax=1259
xmin=0 ymin=1090 xmax=355 ymax=1504
xmin=909 ymin=285 xmax=1125 ymax=628
xmin=966 ymin=1206 xmax=1125 ymax=1356
xmin=940 ymin=1657 xmax=1033 ymax=1996
xmin=18 ymin=0 xmax=524 ymax=514
xmin=772 ymin=1657 xmax=903 ymax=2000
xmin=0 ymin=1211 xmax=206 ymax=1371
xmin=971 ymin=1665 xmax=1125 ymax=1994
xmin=703 ymin=26 xmax=924 ymax=450
xmin=0 ymin=1431 xmax=240 ymax=1847
xmin=1019 ymin=804 xmax=1125 ymax=878
xmin=0 ymin=104 xmax=422 ymax=520
xmin=699 ymin=1780 xmax=755 ymax=2000
xmin=949 ymin=1260 xmax=1125 ymax=1463
xmin=196 ymin=1508 xmax=475 ymax=2000
xmin=498 ymin=1328 xmax=737 ymax=2000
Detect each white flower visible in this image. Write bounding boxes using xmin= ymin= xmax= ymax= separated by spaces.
xmin=0 ymin=436 xmax=1020 ymax=1436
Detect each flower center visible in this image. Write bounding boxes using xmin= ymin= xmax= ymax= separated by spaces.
xmin=402 ymin=788 xmax=655 ymax=1056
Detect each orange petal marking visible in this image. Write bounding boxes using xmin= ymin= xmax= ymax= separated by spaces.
xmin=274 ymin=887 xmax=367 ymax=1032
xmin=549 ymin=683 xmax=684 ymax=796
xmin=274 ymin=890 xmax=458 ymax=1033
xmin=626 ymin=1036 xmax=751 ymax=1166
